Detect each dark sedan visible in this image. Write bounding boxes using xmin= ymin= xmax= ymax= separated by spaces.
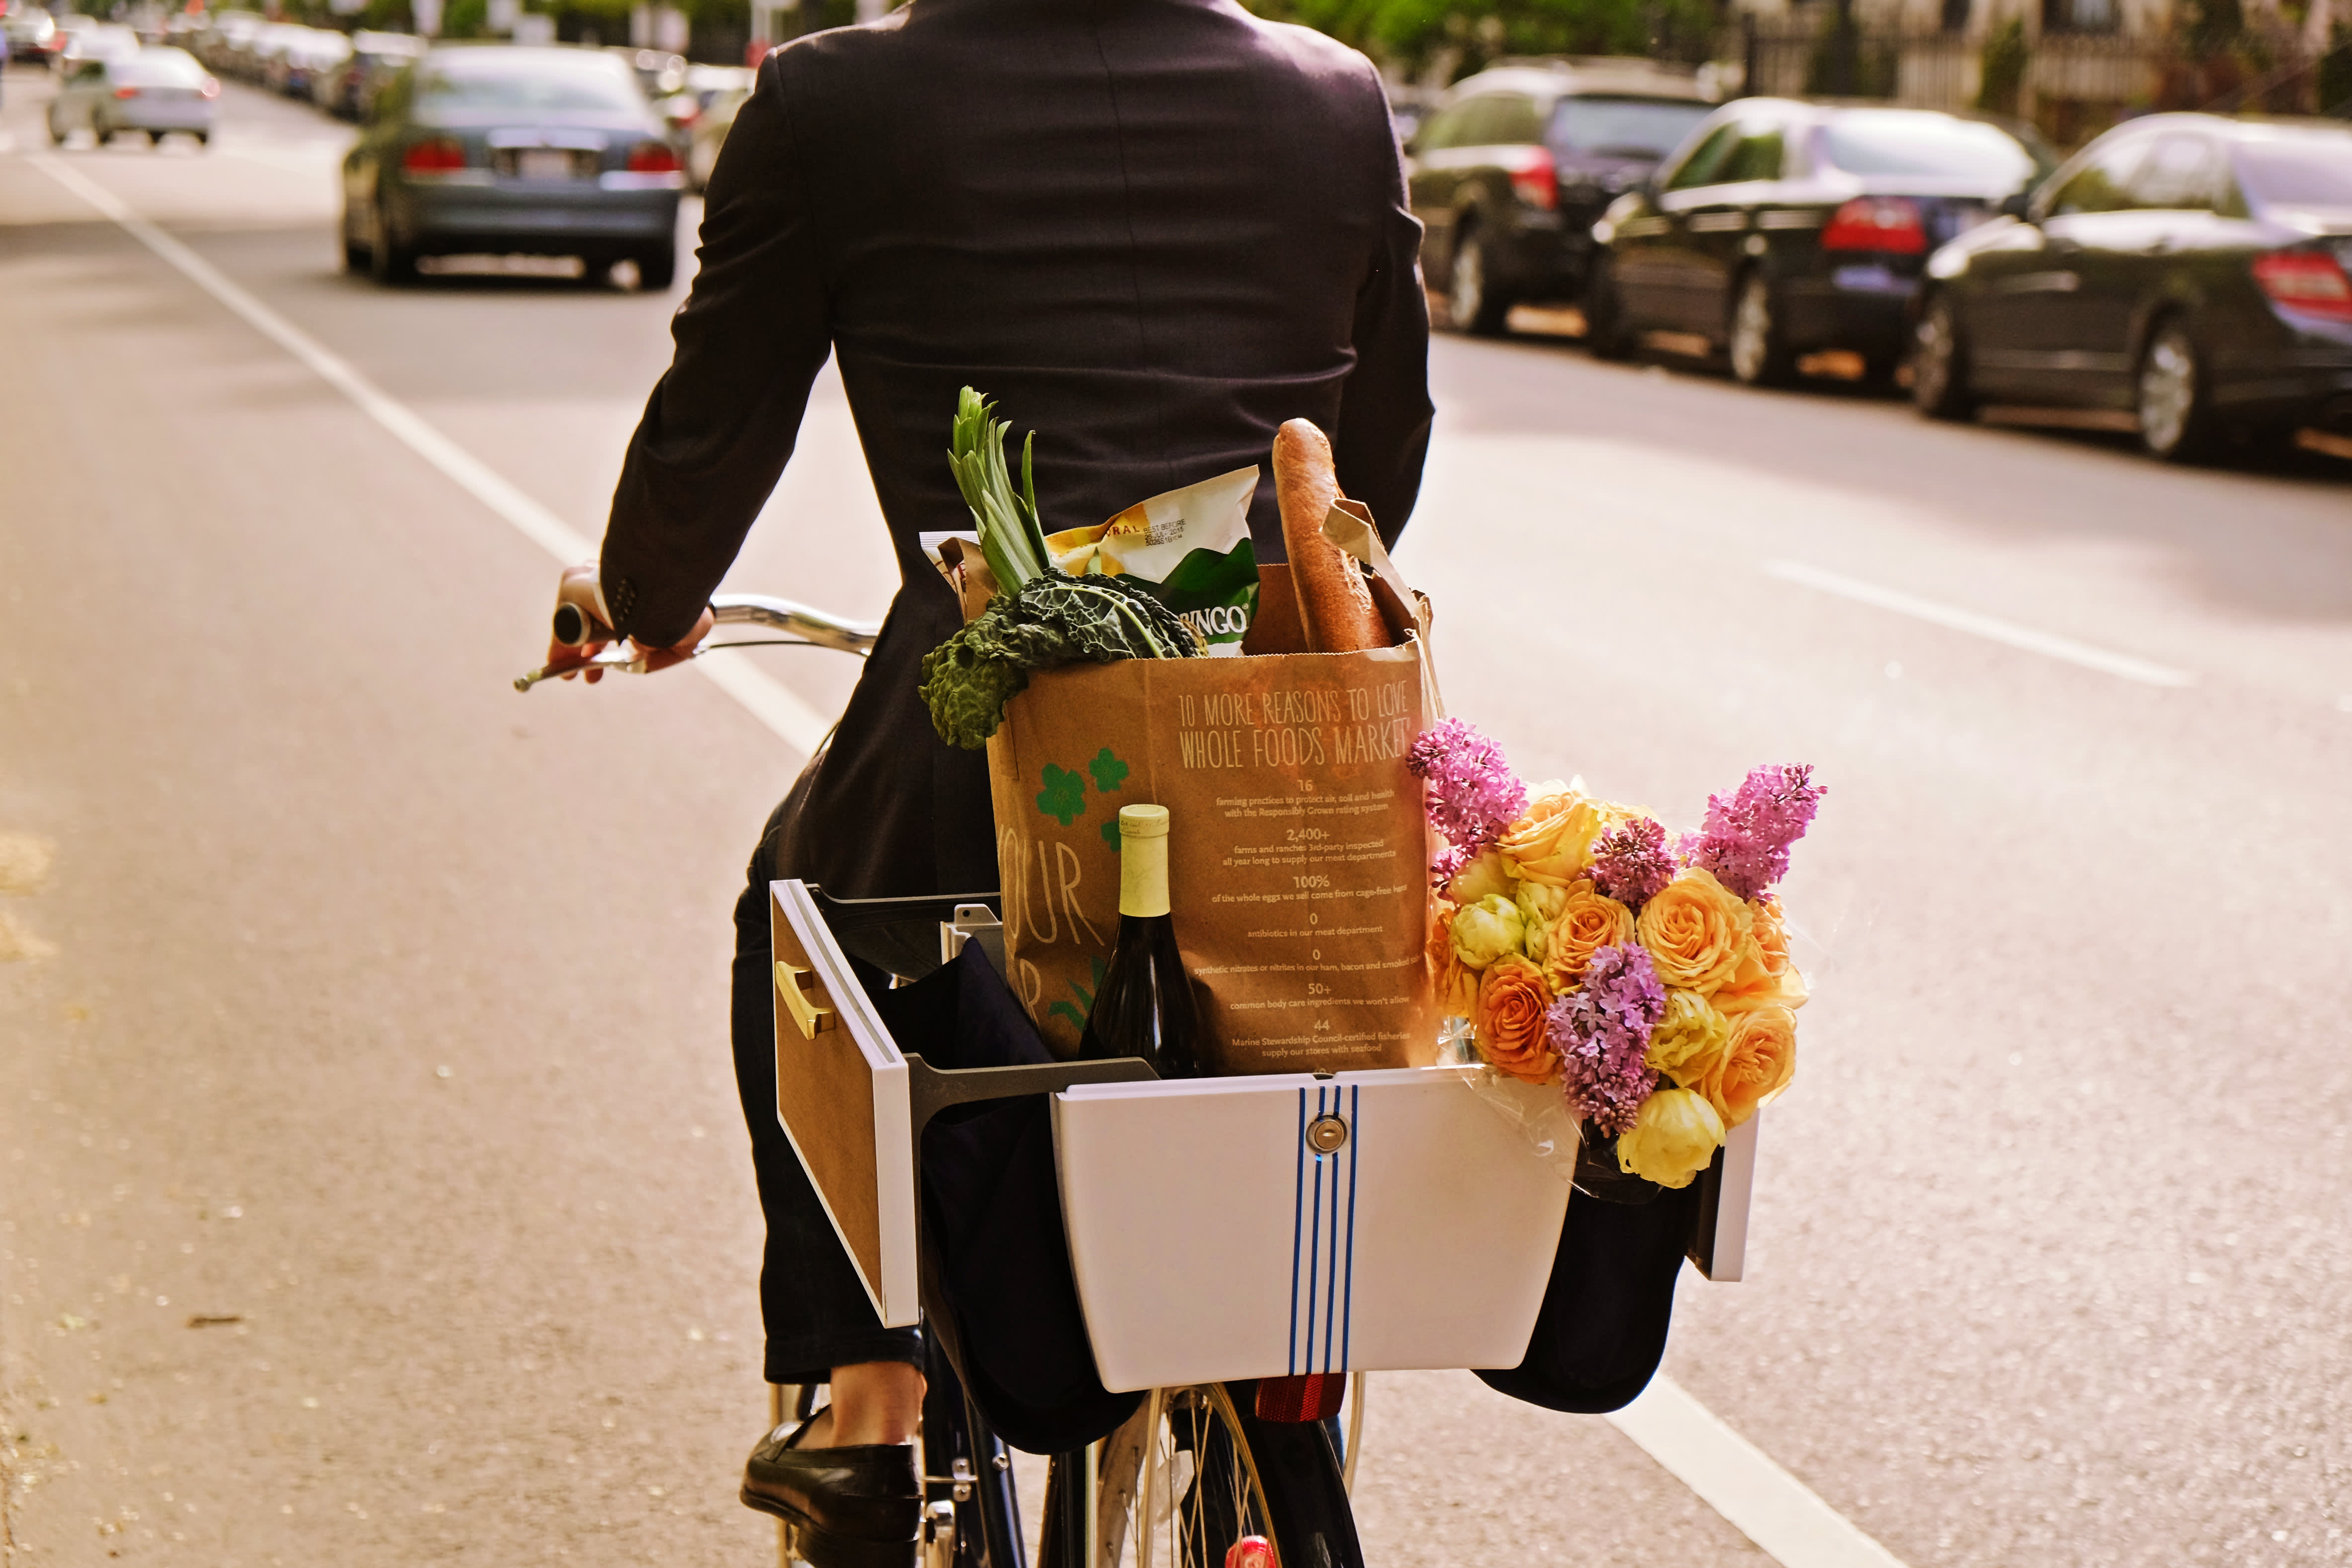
xmin=340 ymin=45 xmax=683 ymax=289
xmin=1588 ymin=101 xmax=2045 ymax=385
xmin=1408 ymin=60 xmax=1716 ymax=334
xmin=1913 ymin=114 xmax=2352 ymax=461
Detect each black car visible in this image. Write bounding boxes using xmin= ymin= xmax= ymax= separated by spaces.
xmin=1914 ymin=114 xmax=2352 ymax=461
xmin=1407 ymin=59 xmax=1717 ymax=334
xmin=1588 ymin=100 xmax=2045 ymax=385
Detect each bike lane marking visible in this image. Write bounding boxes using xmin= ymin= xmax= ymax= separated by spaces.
xmin=1609 ymin=1376 xmax=1912 ymax=1568
xmin=31 ymin=140 xmax=1928 ymax=1568
xmin=1768 ymin=559 xmax=2197 ymax=689
xmin=24 ymin=150 xmax=834 ymax=760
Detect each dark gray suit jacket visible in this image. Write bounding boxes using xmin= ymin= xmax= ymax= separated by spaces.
xmin=600 ymin=0 xmax=1433 ymax=898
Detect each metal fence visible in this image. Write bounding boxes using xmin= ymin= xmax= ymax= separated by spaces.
xmin=1726 ymin=19 xmax=2330 ymax=145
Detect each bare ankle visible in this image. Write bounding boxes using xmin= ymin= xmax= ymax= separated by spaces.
xmin=824 ymin=1360 xmax=926 ymax=1446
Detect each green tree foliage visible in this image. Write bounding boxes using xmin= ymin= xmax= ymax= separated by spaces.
xmin=1976 ymin=16 xmax=2027 ymax=113
xmin=1249 ymin=0 xmax=1714 ymax=81
xmin=2321 ymin=22 xmax=2352 ymax=114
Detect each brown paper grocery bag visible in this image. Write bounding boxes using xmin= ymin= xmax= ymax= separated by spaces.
xmin=986 ymin=642 xmax=1436 ymax=1074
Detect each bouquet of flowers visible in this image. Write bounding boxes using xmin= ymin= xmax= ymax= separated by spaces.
xmin=1410 ymin=720 xmax=1822 ymax=1192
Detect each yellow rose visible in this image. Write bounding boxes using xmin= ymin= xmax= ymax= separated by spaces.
xmin=1715 ymin=895 xmax=1807 ymax=1015
xmin=1474 ymin=956 xmax=1557 ymax=1085
xmin=1443 ymin=846 xmax=1515 ymax=907
xmin=1427 ymin=904 xmax=1478 ymax=1019
xmin=1645 ymin=988 xmax=1730 ymax=1088
xmin=1496 ymin=787 xmax=1611 ymax=887
xmin=1635 ymin=868 xmax=1754 ymax=995
xmin=1516 ymin=881 xmax=1567 ymax=966
xmin=1539 ymin=881 xmax=1635 ymax=991
xmin=1696 ymin=1003 xmax=1797 ymax=1128
xmin=1615 ymin=1088 xmax=1724 ymax=1189
xmin=1450 ymin=894 xmax=1526 ymax=971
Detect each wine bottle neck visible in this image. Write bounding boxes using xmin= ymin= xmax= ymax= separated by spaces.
xmin=1119 ymin=832 xmax=1170 ymax=919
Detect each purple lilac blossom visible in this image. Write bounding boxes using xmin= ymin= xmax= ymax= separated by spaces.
xmin=1582 ymin=816 xmax=1676 ymax=907
xmin=1548 ymin=944 xmax=1666 ymax=1136
xmin=1406 ymin=719 xmax=1527 ymax=862
xmin=1682 ymin=764 xmax=1825 ymax=901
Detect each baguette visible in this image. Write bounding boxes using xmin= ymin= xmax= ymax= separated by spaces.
xmin=1271 ymin=419 xmax=1387 ymax=654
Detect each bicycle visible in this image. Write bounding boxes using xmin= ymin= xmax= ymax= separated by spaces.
xmin=519 ymin=589 xmax=1756 ymax=1568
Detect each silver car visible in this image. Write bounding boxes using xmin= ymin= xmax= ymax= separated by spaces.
xmin=47 ymin=46 xmax=220 ymax=147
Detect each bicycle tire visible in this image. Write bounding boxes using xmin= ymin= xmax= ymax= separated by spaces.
xmin=922 ymin=1340 xmax=1027 ymax=1568
xmin=1039 ymin=1382 xmax=1363 ymax=1568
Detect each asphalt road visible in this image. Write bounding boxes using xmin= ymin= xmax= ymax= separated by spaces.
xmin=3 ymin=70 xmax=2349 ymax=1568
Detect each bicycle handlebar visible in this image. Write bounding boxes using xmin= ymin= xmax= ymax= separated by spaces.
xmin=516 ymin=592 xmax=883 ymax=692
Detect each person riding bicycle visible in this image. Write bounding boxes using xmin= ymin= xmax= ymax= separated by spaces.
xmin=552 ymin=1 xmax=1431 ymax=1560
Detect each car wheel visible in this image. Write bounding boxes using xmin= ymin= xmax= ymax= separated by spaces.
xmin=369 ymin=206 xmax=417 ymax=286
xmin=47 ymin=117 xmax=66 ymax=147
xmin=635 ymin=241 xmax=678 ymax=291
xmin=95 ymin=122 xmax=116 ymax=146
xmin=1726 ymin=271 xmax=1794 ymax=388
xmin=1583 ymin=254 xmax=1635 ymax=361
xmin=1911 ymin=293 xmax=1977 ymax=421
xmin=2136 ymin=319 xmax=2214 ymax=463
xmin=195 ymin=131 xmax=211 ymax=149
xmin=1446 ymin=228 xmax=1510 ymax=336
xmin=148 ymin=130 xmax=165 ymax=146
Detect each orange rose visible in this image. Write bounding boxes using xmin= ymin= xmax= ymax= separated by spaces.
xmin=1427 ymin=903 xmax=1478 ymax=1019
xmin=1474 ymin=957 xmax=1557 ymax=1085
xmin=1541 ymin=881 xmax=1635 ymax=991
xmin=1715 ymin=895 xmax=1808 ymax=1015
xmin=1695 ymin=1003 xmax=1797 ymax=1128
xmin=1635 ymin=868 xmax=1754 ymax=995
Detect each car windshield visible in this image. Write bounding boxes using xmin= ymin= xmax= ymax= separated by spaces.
xmin=1818 ymin=113 xmax=2035 ymax=181
xmin=416 ymin=52 xmax=643 ymax=113
xmin=2234 ymin=136 xmax=2352 ymax=209
xmin=116 ymin=48 xmax=206 ymax=85
xmin=1547 ymin=95 xmax=1712 ymax=158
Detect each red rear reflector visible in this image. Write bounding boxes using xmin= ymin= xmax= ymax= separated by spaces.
xmin=1223 ymin=1539 xmax=1275 ymax=1568
xmin=627 ymin=141 xmax=681 ymax=174
xmin=1253 ymin=1372 xmax=1345 ymax=1423
xmin=2252 ymin=250 xmax=2352 ymax=322
xmin=1821 ymin=197 xmax=1925 ymax=254
xmin=1496 ymin=144 xmax=1556 ymax=212
xmin=401 ymin=137 xmax=468 ymax=173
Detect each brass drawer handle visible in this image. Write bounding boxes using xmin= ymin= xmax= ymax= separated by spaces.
xmin=775 ymin=959 xmax=835 ymax=1038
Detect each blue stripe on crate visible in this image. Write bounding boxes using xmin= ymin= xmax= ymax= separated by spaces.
xmin=1304 ymin=1085 xmax=1326 ymax=1373
xmin=1341 ymin=1084 xmax=1359 ymax=1372
xmin=1288 ymin=1089 xmax=1306 ymax=1377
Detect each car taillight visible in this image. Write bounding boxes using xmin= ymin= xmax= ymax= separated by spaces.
xmin=199 ymin=77 xmax=220 ymax=97
xmin=1820 ymin=197 xmax=1926 ymax=254
xmin=401 ymin=137 xmax=469 ymax=173
xmin=113 ymin=84 xmax=140 ymax=98
xmin=627 ymin=140 xmax=682 ymax=174
xmin=2252 ymin=250 xmax=2352 ymax=323
xmin=1497 ymin=145 xmax=1556 ymax=211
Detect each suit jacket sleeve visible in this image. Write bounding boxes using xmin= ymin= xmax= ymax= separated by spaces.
xmin=1331 ymin=77 xmax=1434 ymax=552
xmin=599 ymin=55 xmax=832 ymax=646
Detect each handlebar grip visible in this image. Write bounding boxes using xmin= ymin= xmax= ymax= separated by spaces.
xmin=550 ymin=601 xmax=612 ymax=647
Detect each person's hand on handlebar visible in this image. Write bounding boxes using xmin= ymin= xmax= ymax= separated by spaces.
xmin=546 ymin=564 xmax=714 ymax=682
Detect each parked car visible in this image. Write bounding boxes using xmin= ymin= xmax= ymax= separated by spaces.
xmin=1914 ymin=113 xmax=2352 ymax=460
xmin=197 ymin=9 xmax=263 ymax=72
xmin=271 ymin=28 xmax=350 ymax=98
xmin=3 ymin=5 xmax=58 ymax=65
xmin=57 ymin=17 xmax=139 ymax=69
xmin=341 ymin=44 xmax=684 ymax=288
xmin=1408 ymin=58 xmax=1716 ymax=334
xmin=1586 ymin=100 xmax=2044 ymax=385
xmin=315 ymin=29 xmax=425 ymax=120
xmin=607 ymin=45 xmax=684 ymax=99
xmin=46 ymin=45 xmax=219 ymax=147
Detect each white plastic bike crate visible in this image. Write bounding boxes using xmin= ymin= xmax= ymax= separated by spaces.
xmin=1054 ymin=1068 xmax=1569 ymax=1392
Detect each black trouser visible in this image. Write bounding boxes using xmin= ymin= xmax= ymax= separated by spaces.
xmin=730 ymin=798 xmax=924 ymax=1387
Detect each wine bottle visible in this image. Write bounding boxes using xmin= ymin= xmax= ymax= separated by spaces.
xmin=1079 ymin=804 xmax=1203 ymax=1078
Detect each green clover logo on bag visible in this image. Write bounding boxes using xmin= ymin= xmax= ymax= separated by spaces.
xmin=1035 ymin=763 xmax=1088 ymax=827
xmin=1087 ymin=747 xmax=1129 ymax=794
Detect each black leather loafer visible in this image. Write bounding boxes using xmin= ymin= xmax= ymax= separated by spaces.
xmin=741 ymin=1410 xmax=921 ymax=1568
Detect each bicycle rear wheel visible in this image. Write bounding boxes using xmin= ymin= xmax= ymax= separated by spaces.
xmin=1042 ymin=1383 xmax=1362 ymax=1568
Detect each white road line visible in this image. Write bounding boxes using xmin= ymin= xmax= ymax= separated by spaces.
xmin=1609 ymin=1376 xmax=1913 ymax=1568
xmin=25 ymin=150 xmax=834 ymax=759
xmin=33 ymin=143 xmax=1916 ymax=1568
xmin=1768 ymin=560 xmax=2196 ymax=689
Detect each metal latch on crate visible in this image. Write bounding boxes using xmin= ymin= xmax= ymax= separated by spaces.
xmin=939 ymin=903 xmax=1006 ymax=975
